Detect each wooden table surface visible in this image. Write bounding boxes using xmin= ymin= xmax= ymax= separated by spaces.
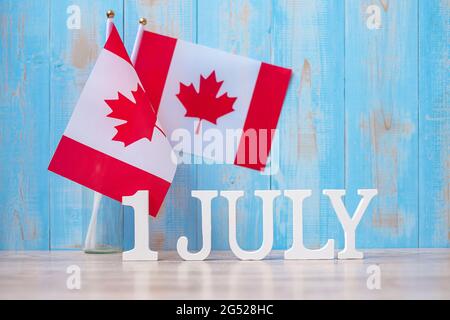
xmin=0 ymin=249 xmax=449 ymax=300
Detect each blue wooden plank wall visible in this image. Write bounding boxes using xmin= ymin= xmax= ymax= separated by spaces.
xmin=0 ymin=0 xmax=448 ymax=250
xmin=346 ymin=0 xmax=419 ymax=248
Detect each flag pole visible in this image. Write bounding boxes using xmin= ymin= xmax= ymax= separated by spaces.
xmin=105 ymin=9 xmax=115 ymax=38
xmin=131 ymin=17 xmax=147 ymax=64
xmin=84 ymin=9 xmax=115 ymax=253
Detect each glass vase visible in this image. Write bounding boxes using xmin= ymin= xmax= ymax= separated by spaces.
xmin=84 ymin=192 xmax=123 ymax=254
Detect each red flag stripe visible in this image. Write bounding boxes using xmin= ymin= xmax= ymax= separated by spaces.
xmin=48 ymin=136 xmax=170 ymax=216
xmin=134 ymin=31 xmax=177 ymax=112
xmin=234 ymin=62 xmax=292 ymax=171
xmin=104 ymin=24 xmax=133 ymax=65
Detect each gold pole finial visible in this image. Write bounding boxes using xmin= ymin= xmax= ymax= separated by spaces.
xmin=106 ymin=10 xmax=115 ymax=19
xmin=139 ymin=17 xmax=147 ymax=26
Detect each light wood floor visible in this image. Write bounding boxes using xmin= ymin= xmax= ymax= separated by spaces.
xmin=0 ymin=249 xmax=449 ymax=299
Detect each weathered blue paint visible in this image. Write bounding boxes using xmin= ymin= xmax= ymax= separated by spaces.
xmin=345 ymin=0 xmax=419 ymax=248
xmin=0 ymin=0 xmax=448 ymax=250
xmin=0 ymin=1 xmax=50 ymax=250
xmin=419 ymin=0 xmax=449 ymax=248
xmin=271 ymin=0 xmax=345 ymax=250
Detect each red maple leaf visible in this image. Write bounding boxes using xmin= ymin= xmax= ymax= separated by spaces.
xmin=104 ymin=84 xmax=164 ymax=147
xmin=176 ymin=71 xmax=237 ymax=134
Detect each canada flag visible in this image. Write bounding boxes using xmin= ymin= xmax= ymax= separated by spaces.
xmin=48 ymin=24 xmax=177 ymax=216
xmin=134 ymin=31 xmax=292 ymax=171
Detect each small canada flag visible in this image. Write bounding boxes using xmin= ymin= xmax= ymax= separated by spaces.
xmin=134 ymin=31 xmax=292 ymax=171
xmin=48 ymin=23 xmax=177 ymax=216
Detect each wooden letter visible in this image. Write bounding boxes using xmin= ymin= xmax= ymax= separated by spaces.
xmin=177 ymin=190 xmax=218 ymax=260
xmin=122 ymin=190 xmax=158 ymax=261
xmin=323 ymin=189 xmax=378 ymax=259
xmin=221 ymin=190 xmax=280 ymax=260
xmin=284 ymin=190 xmax=334 ymax=259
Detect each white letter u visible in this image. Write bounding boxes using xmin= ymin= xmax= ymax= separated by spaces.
xmin=221 ymin=190 xmax=280 ymax=260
